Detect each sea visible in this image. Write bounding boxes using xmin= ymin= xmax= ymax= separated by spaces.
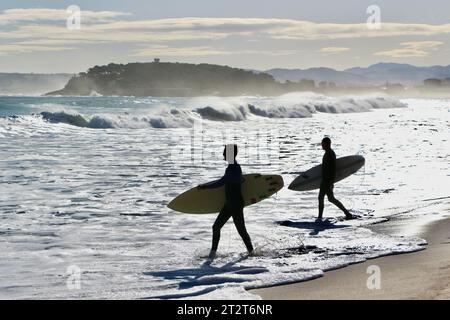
xmin=0 ymin=92 xmax=449 ymax=299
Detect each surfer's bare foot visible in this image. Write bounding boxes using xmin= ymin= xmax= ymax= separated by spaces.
xmin=248 ymin=247 xmax=264 ymax=257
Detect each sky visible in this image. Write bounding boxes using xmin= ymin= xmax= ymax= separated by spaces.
xmin=1 ymin=0 xmax=450 ymax=73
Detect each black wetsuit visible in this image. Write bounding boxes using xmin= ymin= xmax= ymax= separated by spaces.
xmin=321 ymin=149 xmax=336 ymax=187
xmin=318 ymin=149 xmax=350 ymax=218
xmin=204 ymin=163 xmax=253 ymax=253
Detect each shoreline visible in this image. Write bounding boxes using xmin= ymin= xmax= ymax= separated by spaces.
xmin=250 ymin=216 xmax=450 ymax=299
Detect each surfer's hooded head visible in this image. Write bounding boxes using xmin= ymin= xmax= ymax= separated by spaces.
xmin=223 ymin=144 xmax=238 ymax=164
xmin=322 ymin=137 xmax=331 ymax=150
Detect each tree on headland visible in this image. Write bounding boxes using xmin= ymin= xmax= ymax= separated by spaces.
xmin=46 ymin=61 xmax=285 ymax=96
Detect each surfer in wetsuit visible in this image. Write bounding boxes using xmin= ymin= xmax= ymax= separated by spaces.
xmin=318 ymin=137 xmax=353 ymax=220
xmin=198 ymin=144 xmax=254 ymax=259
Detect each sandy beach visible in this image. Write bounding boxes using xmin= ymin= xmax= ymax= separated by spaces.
xmin=251 ymin=217 xmax=450 ymax=299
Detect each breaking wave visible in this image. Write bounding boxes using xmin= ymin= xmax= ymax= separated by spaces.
xmin=2 ymin=93 xmax=406 ymax=129
xmin=40 ymin=109 xmax=196 ymax=129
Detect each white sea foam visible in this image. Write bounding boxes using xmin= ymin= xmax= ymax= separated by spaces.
xmin=1 ymin=93 xmax=406 ymax=129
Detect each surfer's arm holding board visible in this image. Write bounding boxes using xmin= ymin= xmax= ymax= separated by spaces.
xmin=198 ymin=177 xmax=225 ymax=190
xmin=198 ymin=164 xmax=242 ymax=190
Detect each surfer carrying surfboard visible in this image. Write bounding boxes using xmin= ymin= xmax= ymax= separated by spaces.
xmin=318 ymin=137 xmax=354 ymax=220
xmin=198 ymin=144 xmax=254 ymax=259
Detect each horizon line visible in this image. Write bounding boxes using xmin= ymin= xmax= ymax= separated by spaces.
xmin=2 ymin=60 xmax=450 ymax=74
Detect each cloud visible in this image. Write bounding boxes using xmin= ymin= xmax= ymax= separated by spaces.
xmin=1 ymin=9 xmax=450 ymax=57
xmin=0 ymin=24 xmax=228 ymax=43
xmin=134 ymin=45 xmax=299 ymax=57
xmin=0 ymin=8 xmax=129 ymax=24
xmin=134 ymin=46 xmax=229 ymax=57
xmin=70 ymin=18 xmax=450 ymax=41
xmin=3 ymin=11 xmax=450 ymax=44
xmin=400 ymin=41 xmax=443 ymax=49
xmin=0 ymin=44 xmax=74 ymax=55
xmin=318 ymin=47 xmax=350 ymax=54
xmin=374 ymin=41 xmax=443 ymax=58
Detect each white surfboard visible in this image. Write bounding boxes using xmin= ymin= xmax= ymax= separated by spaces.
xmin=288 ymin=155 xmax=365 ymax=191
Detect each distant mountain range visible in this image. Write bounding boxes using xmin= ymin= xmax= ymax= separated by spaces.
xmin=266 ymin=63 xmax=450 ymax=86
xmin=0 ymin=73 xmax=73 ymax=95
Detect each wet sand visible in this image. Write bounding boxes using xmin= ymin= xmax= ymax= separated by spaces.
xmin=251 ymin=217 xmax=450 ymax=299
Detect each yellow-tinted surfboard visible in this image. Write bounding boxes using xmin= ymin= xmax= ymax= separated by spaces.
xmin=167 ymin=174 xmax=284 ymax=214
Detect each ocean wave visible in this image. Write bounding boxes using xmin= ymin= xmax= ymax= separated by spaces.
xmin=2 ymin=93 xmax=406 ymax=129
xmin=196 ymin=105 xmax=247 ymax=121
xmin=40 ymin=109 xmax=197 ymax=129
